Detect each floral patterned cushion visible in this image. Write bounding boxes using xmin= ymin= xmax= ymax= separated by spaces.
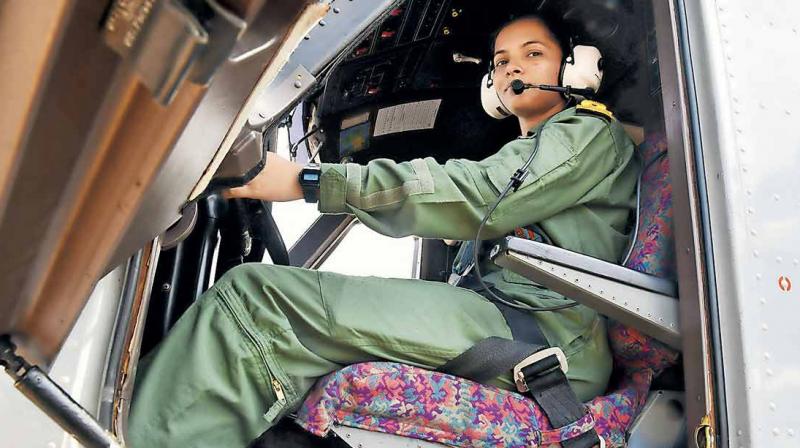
xmin=298 ymin=362 xmax=598 ymax=447
xmin=625 ymin=133 xmax=675 ymax=280
xmin=296 ymin=355 xmax=677 ymax=448
xmin=296 ymin=133 xmax=680 ymax=447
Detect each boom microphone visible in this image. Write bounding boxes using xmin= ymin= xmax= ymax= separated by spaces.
xmin=510 ymin=79 xmax=529 ymax=95
xmin=509 ymin=79 xmax=595 ymax=98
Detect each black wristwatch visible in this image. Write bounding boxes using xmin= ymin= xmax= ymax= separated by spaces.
xmin=298 ymin=163 xmax=322 ymax=203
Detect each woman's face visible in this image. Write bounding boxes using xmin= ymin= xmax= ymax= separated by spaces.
xmin=492 ymin=18 xmax=566 ymax=118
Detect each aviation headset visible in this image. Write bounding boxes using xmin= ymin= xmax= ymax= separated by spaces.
xmin=481 ymin=42 xmax=604 ymax=119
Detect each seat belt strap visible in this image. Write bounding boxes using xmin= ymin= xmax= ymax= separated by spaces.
xmin=438 ymin=337 xmax=600 ymax=448
xmin=489 ymin=289 xmax=549 ymax=344
xmin=438 ymin=336 xmax=546 ymax=383
xmin=523 ymin=365 xmax=601 ymax=448
xmin=438 ymin=292 xmax=602 ymax=447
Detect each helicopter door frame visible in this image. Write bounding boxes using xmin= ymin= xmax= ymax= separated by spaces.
xmin=653 ymin=0 xmax=725 ymax=444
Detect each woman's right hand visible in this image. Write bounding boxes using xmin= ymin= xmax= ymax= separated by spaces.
xmin=224 ymin=152 xmax=305 ymax=202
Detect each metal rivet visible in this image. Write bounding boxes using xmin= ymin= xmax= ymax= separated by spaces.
xmin=319 ymin=20 xmax=327 ymax=26
xmin=788 ymin=429 xmax=795 ymax=437
xmin=773 ymin=428 xmax=781 ymax=436
xmin=294 ymin=81 xmax=302 ymax=88
xmin=737 ymin=430 xmax=744 ymax=436
xmin=304 ymin=35 xmax=310 ymax=40
xmin=756 ymin=273 xmax=762 ymax=280
xmin=333 ymin=7 xmax=341 ymax=13
xmin=767 ymin=368 xmax=774 ymax=376
xmin=774 ymin=194 xmax=781 ymax=201
xmin=760 ymin=298 xmax=767 ymax=304
xmin=162 ymin=283 xmax=171 ymax=291
xmin=753 ymin=250 xmax=759 ymax=258
xmin=770 ymin=402 xmax=777 ymax=410
xmin=762 ymin=324 xmax=769 ymax=331
xmin=750 ymin=229 xmax=757 ymax=236
xmin=764 ymin=352 xmax=771 ymax=360
xmin=777 ymin=256 xmax=783 ymax=263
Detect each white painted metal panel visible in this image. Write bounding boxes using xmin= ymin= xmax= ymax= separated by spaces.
xmin=685 ymin=0 xmax=800 ymax=445
xmin=0 ymin=266 xmax=124 ymax=446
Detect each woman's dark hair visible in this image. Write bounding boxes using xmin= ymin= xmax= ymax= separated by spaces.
xmin=489 ymin=11 xmax=573 ymax=61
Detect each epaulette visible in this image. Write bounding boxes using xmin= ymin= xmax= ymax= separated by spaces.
xmin=576 ymin=100 xmax=614 ymax=121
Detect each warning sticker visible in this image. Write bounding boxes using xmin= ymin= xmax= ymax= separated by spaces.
xmin=373 ymin=99 xmax=442 ymax=137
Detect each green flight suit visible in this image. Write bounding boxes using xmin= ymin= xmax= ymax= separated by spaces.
xmin=128 ymin=105 xmax=639 ymax=448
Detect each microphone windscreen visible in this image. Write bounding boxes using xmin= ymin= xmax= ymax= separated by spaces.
xmin=511 ymin=79 xmax=525 ymax=95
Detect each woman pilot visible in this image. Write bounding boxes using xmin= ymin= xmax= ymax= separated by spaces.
xmin=129 ymin=11 xmax=639 ymax=448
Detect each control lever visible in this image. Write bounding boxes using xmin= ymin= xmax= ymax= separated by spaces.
xmin=453 ymin=52 xmax=482 ymax=65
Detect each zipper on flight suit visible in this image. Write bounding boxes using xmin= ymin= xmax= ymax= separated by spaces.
xmin=216 ymin=290 xmax=288 ymax=420
xmin=271 ymin=379 xmax=286 ymax=402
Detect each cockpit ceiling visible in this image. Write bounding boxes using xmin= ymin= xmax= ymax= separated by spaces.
xmin=309 ymin=0 xmax=660 ymax=164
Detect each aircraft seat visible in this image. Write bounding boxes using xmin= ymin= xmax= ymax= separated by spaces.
xmin=294 ymin=132 xmax=681 ymax=447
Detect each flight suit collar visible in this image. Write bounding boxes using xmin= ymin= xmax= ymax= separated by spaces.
xmin=522 ymin=105 xmax=577 ymax=139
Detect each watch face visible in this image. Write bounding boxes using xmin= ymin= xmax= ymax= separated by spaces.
xmin=302 ymin=172 xmax=320 ymax=182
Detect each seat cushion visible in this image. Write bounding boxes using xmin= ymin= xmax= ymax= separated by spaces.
xmin=297 ymin=358 xmax=668 ymax=448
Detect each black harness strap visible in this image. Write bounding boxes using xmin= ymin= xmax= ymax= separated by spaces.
xmin=438 ymin=336 xmax=546 ymax=383
xmin=438 ymin=286 xmax=602 ymax=448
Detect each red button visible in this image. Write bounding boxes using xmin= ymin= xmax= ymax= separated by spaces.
xmin=381 ymin=30 xmax=396 ymax=39
xmin=390 ymin=8 xmax=403 ymax=16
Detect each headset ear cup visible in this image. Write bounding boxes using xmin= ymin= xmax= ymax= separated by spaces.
xmin=480 ymin=73 xmax=511 ymax=119
xmin=560 ymin=45 xmax=604 ymax=97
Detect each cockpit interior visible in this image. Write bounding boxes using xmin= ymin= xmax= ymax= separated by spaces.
xmin=0 ymin=0 xmax=707 ymax=446
xmin=135 ymin=1 xmax=686 ymax=447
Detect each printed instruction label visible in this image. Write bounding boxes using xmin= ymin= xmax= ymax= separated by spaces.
xmin=373 ymin=99 xmax=442 ymax=137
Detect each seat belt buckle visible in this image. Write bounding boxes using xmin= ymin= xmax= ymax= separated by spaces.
xmin=513 ymin=347 xmax=568 ymax=393
xmin=448 ymin=262 xmax=474 ymax=286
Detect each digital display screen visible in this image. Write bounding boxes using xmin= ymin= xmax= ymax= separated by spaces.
xmin=303 ymin=173 xmax=320 ymax=182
